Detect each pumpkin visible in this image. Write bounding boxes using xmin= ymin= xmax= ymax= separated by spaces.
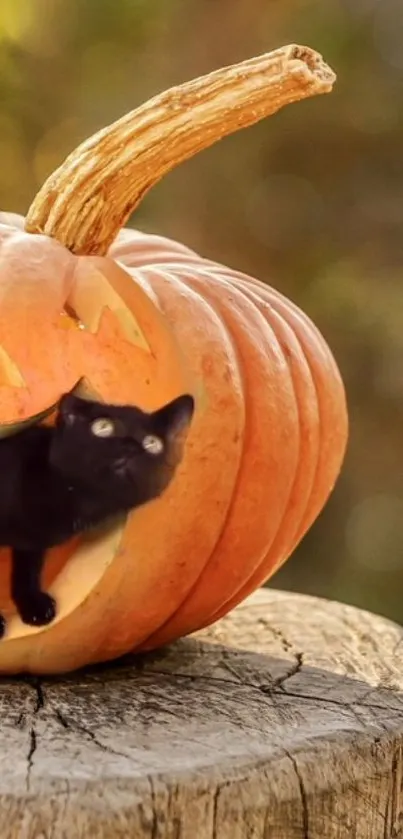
xmin=0 ymin=45 xmax=347 ymax=673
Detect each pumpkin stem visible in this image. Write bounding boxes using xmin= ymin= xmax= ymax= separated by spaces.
xmin=25 ymin=44 xmax=336 ymax=256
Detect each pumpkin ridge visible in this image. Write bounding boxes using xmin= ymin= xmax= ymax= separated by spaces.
xmin=256 ymin=283 xmax=346 ymax=531
xmin=179 ymin=268 xmax=306 ymax=623
xmin=232 ymin=275 xmax=323 ymax=545
xmin=127 ymin=265 xmax=248 ymax=642
xmin=200 ymin=278 xmax=347 ymax=625
xmin=203 ymin=278 xmax=321 ymax=624
xmin=130 ymin=258 xmax=343 ymax=635
xmin=225 ymin=280 xmax=318 ymax=543
xmin=141 ymin=266 xmax=299 ymax=649
xmin=206 ymin=265 xmax=347 ymax=529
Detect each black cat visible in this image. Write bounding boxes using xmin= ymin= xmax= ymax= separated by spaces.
xmin=0 ymin=392 xmax=194 ymax=636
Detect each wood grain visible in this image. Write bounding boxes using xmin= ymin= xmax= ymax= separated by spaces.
xmin=1 ymin=587 xmax=403 ymax=837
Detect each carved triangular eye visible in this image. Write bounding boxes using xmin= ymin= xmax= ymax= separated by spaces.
xmin=91 ymin=418 xmax=115 ymax=438
xmin=142 ymin=434 xmax=164 ymax=455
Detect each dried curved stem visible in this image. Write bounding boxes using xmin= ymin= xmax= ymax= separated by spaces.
xmin=25 ymin=44 xmax=336 ymax=256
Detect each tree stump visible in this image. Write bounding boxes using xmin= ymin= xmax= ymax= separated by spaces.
xmin=1 ymin=588 xmax=403 ymax=838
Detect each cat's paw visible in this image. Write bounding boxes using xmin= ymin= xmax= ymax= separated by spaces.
xmin=18 ymin=593 xmax=57 ymax=627
xmin=0 ymin=614 xmax=6 ymax=639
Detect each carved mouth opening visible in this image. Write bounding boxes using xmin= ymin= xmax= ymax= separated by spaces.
xmin=0 ymin=518 xmax=126 ymax=642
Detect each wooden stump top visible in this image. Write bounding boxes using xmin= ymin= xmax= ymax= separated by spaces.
xmin=1 ymin=588 xmax=403 ymax=838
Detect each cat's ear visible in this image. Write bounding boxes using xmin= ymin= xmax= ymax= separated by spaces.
xmin=58 ymin=393 xmax=81 ymax=426
xmin=152 ymin=394 xmax=195 ymax=437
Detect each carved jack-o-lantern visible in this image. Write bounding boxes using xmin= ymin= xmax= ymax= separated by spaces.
xmin=0 ymin=45 xmax=347 ymax=673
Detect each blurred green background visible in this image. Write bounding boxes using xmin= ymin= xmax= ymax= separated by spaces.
xmin=0 ymin=0 xmax=402 ymax=622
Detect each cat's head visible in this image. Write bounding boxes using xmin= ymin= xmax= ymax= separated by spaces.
xmin=49 ymin=393 xmax=195 ymax=507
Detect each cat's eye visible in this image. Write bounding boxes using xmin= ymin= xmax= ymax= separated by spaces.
xmin=142 ymin=434 xmax=164 ymax=455
xmin=90 ymin=418 xmax=116 ymax=438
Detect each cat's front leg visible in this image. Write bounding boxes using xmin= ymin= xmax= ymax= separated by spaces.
xmin=11 ymin=548 xmax=56 ymax=627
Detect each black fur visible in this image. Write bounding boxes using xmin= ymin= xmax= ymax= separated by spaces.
xmin=0 ymin=393 xmax=194 ymax=635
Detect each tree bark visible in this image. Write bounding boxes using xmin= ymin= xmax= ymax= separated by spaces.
xmin=1 ymin=588 xmax=402 ymax=837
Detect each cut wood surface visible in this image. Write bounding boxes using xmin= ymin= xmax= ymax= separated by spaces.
xmin=1 ymin=587 xmax=403 ymax=838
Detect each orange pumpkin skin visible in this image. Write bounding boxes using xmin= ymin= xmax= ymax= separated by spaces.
xmin=110 ymin=228 xmax=348 ymax=651
xmin=0 ymin=214 xmax=347 ymax=673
